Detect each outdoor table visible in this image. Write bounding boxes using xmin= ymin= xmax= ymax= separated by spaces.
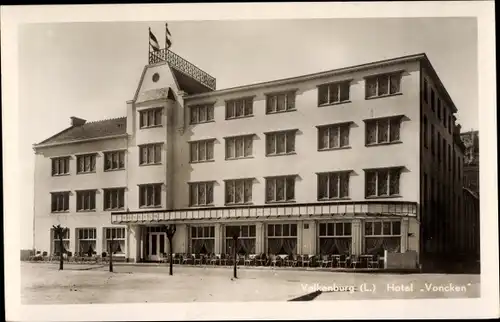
xmin=277 ymin=254 xmax=287 ymax=260
xmin=359 ymin=255 xmax=373 ymax=268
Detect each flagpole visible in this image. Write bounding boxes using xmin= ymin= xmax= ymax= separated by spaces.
xmin=148 ymin=27 xmax=151 ymax=64
xmin=165 ymin=23 xmax=168 ymax=52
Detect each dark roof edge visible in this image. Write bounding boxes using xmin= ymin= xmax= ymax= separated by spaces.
xmin=33 ymin=133 xmax=128 ymax=150
xmin=35 ymin=126 xmax=75 ymax=146
xmin=183 ymin=53 xmax=427 ymax=100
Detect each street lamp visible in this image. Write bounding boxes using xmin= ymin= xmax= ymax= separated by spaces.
xmin=109 ymin=233 xmax=115 ymax=273
xmin=165 ymin=224 xmax=177 ymax=276
xmin=230 ymin=227 xmax=240 ymax=279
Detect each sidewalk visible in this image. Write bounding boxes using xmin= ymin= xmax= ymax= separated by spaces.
xmin=21 ymin=262 xmax=480 ymax=304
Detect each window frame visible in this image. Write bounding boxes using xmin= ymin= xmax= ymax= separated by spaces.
xmin=364 ymin=167 xmax=403 ymax=198
xmin=189 ymin=139 xmax=215 ymax=163
xmin=189 ymin=181 xmax=215 ymax=207
xmin=224 ymin=178 xmax=253 ymax=205
xmin=364 ymin=116 xmax=403 ymax=146
xmin=265 ymin=129 xmax=297 ymax=156
xmin=364 ymin=220 xmax=402 ymax=237
xmin=139 ymin=184 xmax=162 ymax=208
xmin=317 ymin=80 xmax=351 ymax=106
xmin=190 ymin=104 xmax=215 ymax=125
xmin=76 ymin=189 xmax=97 ymax=212
xmin=225 ymin=135 xmax=253 ymax=160
xmin=265 ymin=90 xmax=297 ymax=114
xmin=103 ymin=150 xmax=126 ymax=171
xmin=76 ymin=153 xmax=97 ymax=174
xmin=104 ymin=227 xmax=126 ymax=255
xmin=103 ymin=188 xmax=125 ymax=211
xmin=265 ymin=175 xmax=296 ymax=203
xmin=139 ymin=143 xmax=162 ymax=166
xmin=225 ymin=97 xmax=254 ymax=120
xmin=139 ymin=107 xmax=163 ymax=129
xmin=77 ymin=227 xmax=97 ymax=254
xmin=317 ymin=171 xmax=351 ymax=200
xmin=51 ymin=156 xmax=70 ymax=176
xmin=365 ymin=72 xmax=402 ymax=99
xmin=50 ymin=191 xmax=70 ymax=213
xmin=317 ymin=122 xmax=351 ymax=151
xmin=423 ymin=115 xmax=428 ymax=148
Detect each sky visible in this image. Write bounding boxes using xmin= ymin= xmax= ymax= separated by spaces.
xmin=18 ymin=18 xmax=478 ymax=249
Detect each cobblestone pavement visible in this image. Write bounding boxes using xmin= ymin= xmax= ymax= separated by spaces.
xmin=21 ymin=262 xmax=480 ymax=304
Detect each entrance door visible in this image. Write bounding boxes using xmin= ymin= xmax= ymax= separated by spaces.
xmin=148 ymin=232 xmax=167 ymax=261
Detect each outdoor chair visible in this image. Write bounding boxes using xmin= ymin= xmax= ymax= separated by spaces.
xmin=286 ymin=254 xmax=298 ymax=267
xmin=210 ymin=254 xmax=221 ymax=266
xmin=194 ymin=254 xmax=203 ymax=265
xmin=300 ymin=254 xmax=314 ymax=267
xmin=256 ymin=253 xmax=267 ymax=266
xmin=244 ymin=254 xmax=257 ymax=266
xmin=219 ymin=253 xmax=228 ymax=266
xmin=367 ymin=255 xmax=379 ymax=268
xmin=321 ymin=255 xmax=333 ymax=268
xmin=174 ymin=254 xmax=182 ymax=264
xmin=350 ymin=255 xmax=360 ymax=269
xmin=269 ymin=254 xmax=279 ymax=267
xmin=337 ymin=255 xmax=348 ymax=268
xmin=182 ymin=254 xmax=193 ymax=265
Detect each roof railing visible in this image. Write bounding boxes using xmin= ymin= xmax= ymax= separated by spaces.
xmin=149 ymin=48 xmax=216 ymax=90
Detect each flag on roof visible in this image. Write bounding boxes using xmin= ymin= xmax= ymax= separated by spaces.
xmin=149 ymin=28 xmax=160 ymax=52
xmin=165 ymin=23 xmax=172 ymax=49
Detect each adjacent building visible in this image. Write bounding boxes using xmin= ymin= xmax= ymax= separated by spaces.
xmin=32 ymin=49 xmax=477 ymax=269
xmin=461 ymin=130 xmax=479 ymax=194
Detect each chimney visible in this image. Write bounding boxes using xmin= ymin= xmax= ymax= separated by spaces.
xmin=71 ymin=117 xmax=86 ymax=126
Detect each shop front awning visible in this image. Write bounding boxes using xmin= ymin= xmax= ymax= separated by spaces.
xmin=111 ymin=201 xmax=417 ymax=224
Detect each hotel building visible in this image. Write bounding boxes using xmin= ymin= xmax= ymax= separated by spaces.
xmin=32 ymin=49 xmax=476 ymax=269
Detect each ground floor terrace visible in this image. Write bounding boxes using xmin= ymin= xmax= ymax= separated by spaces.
xmin=113 ymin=201 xmax=420 ymax=269
xmin=39 ymin=201 xmax=420 ymax=270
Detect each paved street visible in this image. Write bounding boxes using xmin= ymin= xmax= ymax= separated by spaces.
xmin=21 ymin=262 xmax=480 ymax=304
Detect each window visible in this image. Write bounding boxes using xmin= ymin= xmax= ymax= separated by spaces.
xmin=76 ymin=190 xmax=96 ymax=211
xmin=266 ymin=91 xmax=296 ymax=114
xmin=225 ymin=179 xmax=253 ymax=205
xmin=77 ymin=228 xmax=96 ymax=255
xmin=448 ymin=145 xmax=451 ymax=172
xmin=423 ymin=78 xmax=428 ymax=103
xmin=266 ymin=176 xmax=295 ymax=203
xmin=225 ymin=135 xmax=253 ymax=159
xmin=139 ymin=184 xmax=162 ymax=208
xmin=103 ymin=188 xmax=125 ymax=211
xmin=430 ymin=89 xmax=435 ymax=111
xmin=104 ymin=227 xmax=126 ymax=254
xmin=318 ymin=81 xmax=350 ymax=105
xmin=51 ymin=192 xmax=70 ymax=212
xmin=364 ymin=220 xmax=401 ymax=253
xmin=190 ymin=139 xmax=215 ymax=162
xmin=226 ymin=98 xmax=253 ymax=119
xmin=139 ymin=144 xmax=162 ymax=165
xmin=437 ymin=132 xmax=441 ymax=162
xmin=192 ymin=226 xmax=216 ymax=254
xmin=266 ymin=130 xmax=296 ymax=155
xmin=190 ymin=104 xmax=215 ymax=124
xmin=104 ymin=151 xmax=125 ymax=171
xmin=189 ymin=181 xmax=214 ymax=206
xmin=437 ymin=99 xmax=442 ymax=120
xmin=317 ymin=172 xmax=350 ymax=200
xmin=365 ymin=73 xmax=401 ymax=98
xmin=267 ymin=223 xmax=297 ymax=255
xmin=318 ymin=222 xmax=352 ymax=255
xmin=51 ymin=157 xmax=70 ymax=176
xmin=443 ymin=108 xmax=447 ymax=128
xmin=448 ymin=115 xmax=452 ymax=134
xmin=318 ymin=123 xmax=350 ymax=150
xmin=423 ymin=116 xmax=428 ymax=148
xmin=441 ymin=137 xmax=446 ymax=168
xmin=139 ymin=108 xmax=162 ymax=128
xmin=431 ymin=125 xmax=435 ymax=156
xmin=423 ymin=173 xmax=428 ymax=202
xmin=225 ymin=225 xmax=255 ymax=254
xmin=365 ymin=116 xmax=402 ymax=145
xmin=51 ymin=227 xmax=70 ymax=255
xmin=365 ymin=167 xmax=402 ymax=197
xmin=76 ymin=154 xmax=96 ymax=174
